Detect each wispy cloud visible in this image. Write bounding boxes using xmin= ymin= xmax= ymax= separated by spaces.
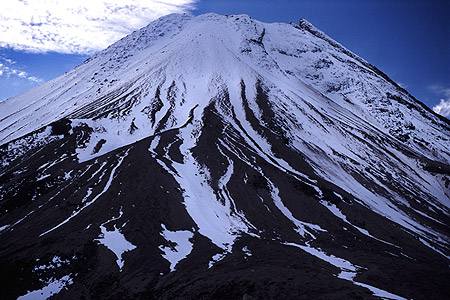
xmin=0 ymin=56 xmax=44 ymax=84
xmin=0 ymin=0 xmax=197 ymax=54
xmin=433 ymin=99 xmax=450 ymax=117
xmin=397 ymin=82 xmax=408 ymax=89
xmin=430 ymin=84 xmax=450 ymax=117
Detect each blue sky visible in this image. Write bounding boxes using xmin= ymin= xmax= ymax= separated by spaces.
xmin=1 ymin=0 xmax=449 ymax=116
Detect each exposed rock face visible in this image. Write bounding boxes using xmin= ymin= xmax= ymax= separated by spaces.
xmin=0 ymin=13 xmax=449 ymax=300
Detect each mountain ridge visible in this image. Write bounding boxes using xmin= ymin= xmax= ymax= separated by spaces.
xmin=297 ymin=17 xmax=450 ymax=129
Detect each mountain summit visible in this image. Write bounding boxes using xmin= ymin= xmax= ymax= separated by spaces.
xmin=1 ymin=13 xmax=449 ymax=300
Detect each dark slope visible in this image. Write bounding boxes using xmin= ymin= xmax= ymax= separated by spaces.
xmin=1 ymin=90 xmax=449 ymax=299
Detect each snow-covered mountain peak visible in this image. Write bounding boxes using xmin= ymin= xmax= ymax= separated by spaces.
xmin=1 ymin=13 xmax=449 ymax=164
xmin=1 ymin=13 xmax=450 ymax=300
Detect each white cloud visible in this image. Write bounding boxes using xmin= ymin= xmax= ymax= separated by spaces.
xmin=397 ymin=82 xmax=407 ymax=89
xmin=430 ymin=84 xmax=450 ymax=98
xmin=0 ymin=56 xmax=44 ymax=84
xmin=0 ymin=0 xmax=197 ymax=54
xmin=433 ymin=99 xmax=450 ymax=117
xmin=430 ymin=85 xmax=450 ymax=117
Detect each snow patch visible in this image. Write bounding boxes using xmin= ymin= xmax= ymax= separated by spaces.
xmin=0 ymin=224 xmax=8 ymax=233
xmin=284 ymin=242 xmax=407 ymax=300
xmin=419 ymin=237 xmax=450 ymax=260
xmin=17 ymin=275 xmax=73 ymax=300
xmin=155 ymin=118 xmax=250 ymax=251
xmin=40 ymin=150 xmax=128 ymax=236
xmin=36 ymin=174 xmax=51 ymax=181
xmin=33 ymin=256 xmax=70 ymax=271
xmin=242 ymin=246 xmax=252 ymax=256
xmin=267 ymin=173 xmax=325 ymax=238
xmin=95 ymin=224 xmax=136 ymax=270
xmin=320 ymin=200 xmax=398 ymax=247
xmin=159 ymin=224 xmax=194 ymax=272
xmin=208 ymin=252 xmax=227 ymax=269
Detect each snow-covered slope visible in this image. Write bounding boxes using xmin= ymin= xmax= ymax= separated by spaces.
xmin=2 ymin=13 xmax=448 ymax=162
xmin=1 ymin=13 xmax=449 ymax=300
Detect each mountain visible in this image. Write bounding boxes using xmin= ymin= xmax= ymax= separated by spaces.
xmin=1 ymin=13 xmax=449 ymax=300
